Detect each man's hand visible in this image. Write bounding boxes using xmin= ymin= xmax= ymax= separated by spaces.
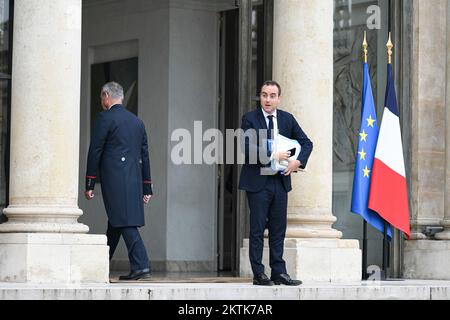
xmin=283 ymin=159 xmax=301 ymax=176
xmin=85 ymin=190 xmax=94 ymax=200
xmin=143 ymin=195 xmax=152 ymax=204
xmin=273 ymin=151 xmax=291 ymax=161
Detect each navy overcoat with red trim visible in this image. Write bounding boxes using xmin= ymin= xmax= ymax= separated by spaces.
xmin=86 ymin=104 xmax=153 ymax=227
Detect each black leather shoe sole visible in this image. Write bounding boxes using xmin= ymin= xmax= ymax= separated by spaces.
xmin=273 ymin=280 xmax=302 ymax=286
xmin=134 ymin=272 xmax=151 ymax=280
xmin=253 ymin=280 xmax=275 ymax=286
xmin=119 ymin=270 xmax=151 ymax=281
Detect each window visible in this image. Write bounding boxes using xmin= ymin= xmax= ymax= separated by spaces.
xmin=333 ymin=0 xmax=390 ymax=268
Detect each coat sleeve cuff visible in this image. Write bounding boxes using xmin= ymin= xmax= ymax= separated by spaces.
xmin=143 ymin=180 xmax=153 ymax=196
xmin=86 ymin=176 xmax=96 ymax=191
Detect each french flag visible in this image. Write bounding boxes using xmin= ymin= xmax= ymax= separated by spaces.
xmin=368 ymin=64 xmax=410 ymax=238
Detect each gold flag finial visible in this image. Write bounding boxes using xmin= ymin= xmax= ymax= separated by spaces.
xmin=387 ymin=32 xmax=393 ymax=64
xmin=363 ymin=31 xmax=368 ymax=63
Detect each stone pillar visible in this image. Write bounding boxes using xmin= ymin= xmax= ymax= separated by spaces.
xmin=0 ymin=0 xmax=108 ymax=283
xmin=435 ymin=0 xmax=450 ymax=241
xmin=403 ymin=0 xmax=450 ymax=279
xmin=240 ymin=0 xmax=361 ymax=282
xmin=272 ymin=0 xmax=341 ymax=240
xmin=408 ymin=1 xmax=447 ymax=240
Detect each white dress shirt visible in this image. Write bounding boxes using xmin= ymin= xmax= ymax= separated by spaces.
xmin=261 ymin=109 xmax=279 ymax=161
xmin=261 ymin=108 xmax=279 ymax=139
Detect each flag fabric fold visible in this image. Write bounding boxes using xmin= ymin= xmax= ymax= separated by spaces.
xmin=351 ymin=63 xmax=392 ymax=237
xmin=368 ymin=64 xmax=410 ymax=239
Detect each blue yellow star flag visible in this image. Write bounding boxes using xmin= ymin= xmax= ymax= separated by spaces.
xmin=351 ymin=62 xmax=392 ymax=237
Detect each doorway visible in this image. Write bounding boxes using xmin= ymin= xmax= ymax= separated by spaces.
xmin=217 ymin=0 xmax=273 ymax=274
xmin=217 ymin=8 xmax=239 ymax=273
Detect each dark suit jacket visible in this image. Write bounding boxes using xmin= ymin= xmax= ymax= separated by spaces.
xmin=85 ymin=104 xmax=153 ymax=227
xmin=239 ymin=107 xmax=313 ymax=193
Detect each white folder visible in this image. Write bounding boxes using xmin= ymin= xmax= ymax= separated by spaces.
xmin=271 ymin=134 xmax=303 ymax=172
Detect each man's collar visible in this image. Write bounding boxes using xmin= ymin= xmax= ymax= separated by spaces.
xmin=108 ymin=104 xmax=122 ymax=110
xmin=261 ymin=108 xmax=277 ymax=118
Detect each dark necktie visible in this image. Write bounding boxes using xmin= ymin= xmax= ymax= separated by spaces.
xmin=267 ymin=115 xmax=274 ymax=140
xmin=267 ymin=115 xmax=274 ymax=158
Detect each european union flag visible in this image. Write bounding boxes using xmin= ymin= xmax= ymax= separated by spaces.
xmin=351 ymin=62 xmax=392 ymax=237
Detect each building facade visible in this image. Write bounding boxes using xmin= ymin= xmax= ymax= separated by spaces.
xmin=0 ymin=0 xmax=449 ymax=283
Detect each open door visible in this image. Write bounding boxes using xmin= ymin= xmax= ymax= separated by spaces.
xmin=217 ymin=7 xmax=239 ymax=273
xmin=217 ymin=0 xmax=273 ymax=274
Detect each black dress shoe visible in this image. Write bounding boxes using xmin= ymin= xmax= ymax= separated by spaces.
xmin=119 ymin=268 xmax=151 ymax=280
xmin=253 ymin=273 xmax=274 ymax=286
xmin=271 ymin=273 xmax=302 ymax=286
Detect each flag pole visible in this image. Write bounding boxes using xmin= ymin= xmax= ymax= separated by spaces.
xmin=363 ymin=221 xmax=368 ymax=279
xmin=387 ymin=32 xmax=393 ymax=65
xmin=382 ymin=222 xmax=389 ymax=279
xmin=380 ymin=32 xmax=395 ymax=281
xmin=363 ymin=31 xmax=368 ymax=64
xmin=362 ymin=31 xmax=369 ymax=280
xmin=381 ymin=0 xmax=393 ymax=280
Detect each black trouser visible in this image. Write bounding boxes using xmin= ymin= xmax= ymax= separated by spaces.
xmin=107 ymin=222 xmax=150 ymax=271
xmin=246 ymin=175 xmax=288 ymax=277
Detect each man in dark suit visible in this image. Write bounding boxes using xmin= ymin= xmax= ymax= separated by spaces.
xmin=85 ymin=82 xmax=153 ymax=280
xmin=239 ymin=80 xmax=313 ymax=286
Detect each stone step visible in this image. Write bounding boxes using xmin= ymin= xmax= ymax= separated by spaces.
xmin=1 ymin=280 xmax=450 ymax=300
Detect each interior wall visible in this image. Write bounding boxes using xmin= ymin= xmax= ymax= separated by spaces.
xmin=80 ymin=0 xmax=228 ymax=271
xmin=167 ymin=6 xmax=219 ymax=270
xmin=80 ymin=0 xmax=170 ymax=269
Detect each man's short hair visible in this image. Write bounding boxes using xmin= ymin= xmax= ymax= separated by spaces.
xmin=101 ymin=82 xmax=124 ymax=100
xmin=261 ymin=80 xmax=282 ymax=96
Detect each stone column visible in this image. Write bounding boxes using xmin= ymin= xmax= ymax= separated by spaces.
xmin=435 ymin=0 xmax=450 ymax=241
xmin=240 ymin=0 xmax=361 ymax=282
xmin=403 ymin=0 xmax=450 ymax=280
xmin=0 ymin=0 xmax=108 ymax=283
xmin=408 ymin=1 xmax=447 ymax=240
xmin=272 ymin=0 xmax=342 ymax=240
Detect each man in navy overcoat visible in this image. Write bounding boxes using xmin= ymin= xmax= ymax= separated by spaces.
xmin=85 ymin=82 xmax=153 ymax=280
xmin=239 ymin=80 xmax=313 ymax=286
